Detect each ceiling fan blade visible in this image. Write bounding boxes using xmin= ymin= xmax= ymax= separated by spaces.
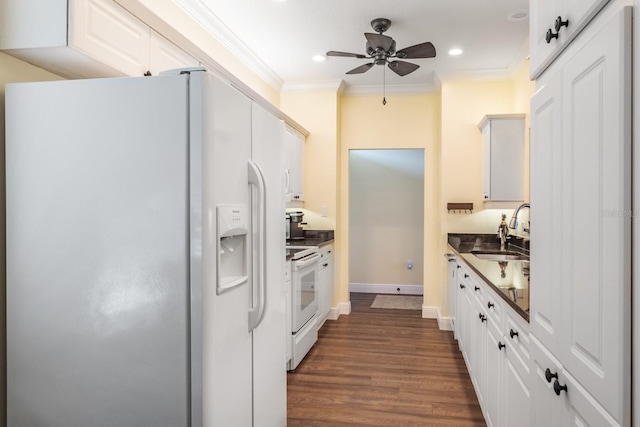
xmin=364 ymin=33 xmax=394 ymax=52
xmin=396 ymin=42 xmax=436 ymax=59
xmin=346 ymin=63 xmax=375 ymax=74
xmin=388 ymin=60 xmax=420 ymax=76
xmin=326 ymin=51 xmax=367 ymax=59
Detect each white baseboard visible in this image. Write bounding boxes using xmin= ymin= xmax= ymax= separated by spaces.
xmin=338 ymin=301 xmax=351 ymax=315
xmin=349 ymin=282 xmax=423 ymax=295
xmin=326 ymin=301 xmax=351 ymax=321
xmin=422 ymin=305 xmax=454 ymax=331
xmin=438 ymin=317 xmax=454 ymax=331
xmin=422 ymin=305 xmax=439 ymax=319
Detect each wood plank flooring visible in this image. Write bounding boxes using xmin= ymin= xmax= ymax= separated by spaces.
xmin=287 ymin=293 xmax=486 ymax=427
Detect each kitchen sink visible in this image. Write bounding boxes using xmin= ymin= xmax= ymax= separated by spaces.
xmin=471 ymin=251 xmax=529 ymax=262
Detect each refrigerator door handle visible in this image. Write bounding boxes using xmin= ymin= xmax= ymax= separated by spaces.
xmin=248 ymin=160 xmax=268 ymax=332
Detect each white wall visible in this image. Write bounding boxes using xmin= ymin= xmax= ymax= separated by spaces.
xmin=349 ymin=149 xmax=425 ymax=291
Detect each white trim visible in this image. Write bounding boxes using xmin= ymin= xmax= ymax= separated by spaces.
xmin=337 ymin=301 xmax=351 ymax=316
xmin=172 ymin=0 xmax=283 ymax=90
xmin=281 ymin=80 xmax=345 ymax=93
xmin=438 ymin=317 xmax=454 ymax=331
xmin=422 ymin=305 xmax=439 ymax=319
xmin=326 ymin=306 xmax=340 ymax=320
xmin=343 ymin=82 xmax=439 ymax=96
xmin=349 ymin=283 xmax=424 ymax=295
xmin=422 ymin=305 xmax=454 ymax=331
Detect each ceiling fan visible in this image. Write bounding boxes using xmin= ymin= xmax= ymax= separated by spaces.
xmin=326 ymin=18 xmax=436 ymax=77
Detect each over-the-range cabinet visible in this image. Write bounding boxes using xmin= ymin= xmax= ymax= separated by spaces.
xmin=529 ymin=4 xmax=631 ymax=427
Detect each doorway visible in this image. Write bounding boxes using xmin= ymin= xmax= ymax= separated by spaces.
xmin=348 ymin=149 xmax=425 ymax=295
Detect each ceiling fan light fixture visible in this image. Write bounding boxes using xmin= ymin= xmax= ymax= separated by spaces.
xmin=312 ymin=54 xmax=327 ymax=62
xmin=448 ymin=48 xmax=463 ymax=56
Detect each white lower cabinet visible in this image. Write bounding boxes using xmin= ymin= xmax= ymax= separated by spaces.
xmin=470 ymin=282 xmax=487 ymax=409
xmin=502 ymin=312 xmax=531 ymax=427
xmin=484 ymin=318 xmax=503 ymax=427
xmin=530 ymin=336 xmax=619 ymax=427
xmin=316 ymin=244 xmax=333 ymax=326
xmin=455 ymin=261 xmax=530 ymax=427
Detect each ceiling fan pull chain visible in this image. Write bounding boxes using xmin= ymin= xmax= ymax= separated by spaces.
xmin=382 ymin=65 xmax=387 ymax=106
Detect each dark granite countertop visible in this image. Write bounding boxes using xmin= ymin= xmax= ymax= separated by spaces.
xmin=286 ymin=230 xmax=334 ymax=248
xmin=448 ymin=233 xmax=530 ymax=322
xmin=285 ymin=230 xmax=334 ymax=261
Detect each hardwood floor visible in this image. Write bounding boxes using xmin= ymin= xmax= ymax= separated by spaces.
xmin=287 ymin=293 xmax=486 ymax=427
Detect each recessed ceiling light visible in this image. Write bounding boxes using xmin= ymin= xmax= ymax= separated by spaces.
xmin=312 ymin=54 xmax=326 ymax=62
xmin=507 ymin=9 xmax=528 ymax=21
xmin=448 ymin=48 xmax=463 ymax=56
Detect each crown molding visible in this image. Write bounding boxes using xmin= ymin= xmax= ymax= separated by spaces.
xmin=343 ymin=82 xmax=440 ymax=96
xmin=281 ymin=80 xmax=345 ymax=94
xmin=174 ymin=0 xmax=283 ymax=90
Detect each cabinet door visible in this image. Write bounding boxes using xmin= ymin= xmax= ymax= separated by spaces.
xmin=284 ymin=127 xmax=304 ymax=201
xmin=529 ymin=0 xmax=611 ymax=78
xmin=529 ymin=71 xmax=563 ymax=357
xmin=561 ymin=370 xmax=620 ymax=427
xmin=71 ymin=0 xmax=150 ymax=76
xmin=488 ymin=119 xmax=525 ymax=201
xmin=484 ymin=319 xmax=503 ymax=427
xmin=529 ymin=0 xmax=561 ymax=79
xmin=481 ymin=123 xmax=491 ymax=201
xmin=455 ymin=272 xmax=469 ymax=356
xmin=558 ymin=8 xmax=630 ymax=421
xmin=471 ymin=303 xmax=487 ymax=408
xmin=149 ymin=31 xmax=199 ymax=76
xmin=503 ymin=350 xmax=530 ymax=427
xmin=324 ymin=254 xmax=333 ymax=318
xmin=530 ymin=337 xmax=565 ymax=427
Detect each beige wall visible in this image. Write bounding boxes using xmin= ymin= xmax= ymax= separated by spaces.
xmin=339 ymin=94 xmax=442 ymax=307
xmin=0 ymin=52 xmax=64 ymax=427
xmin=439 ymin=61 xmax=534 ymax=316
xmin=287 ymin=62 xmax=533 ymax=318
xmin=280 ymin=90 xmax=339 ymax=231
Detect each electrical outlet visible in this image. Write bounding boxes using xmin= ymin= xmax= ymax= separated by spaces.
xmin=407 ymin=260 xmax=413 ymax=270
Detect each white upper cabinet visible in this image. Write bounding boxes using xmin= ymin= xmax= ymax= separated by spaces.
xmin=0 ymin=0 xmax=197 ymax=78
xmin=284 ymin=126 xmax=305 ymax=202
xmin=529 ymin=0 xmax=611 ymax=79
xmin=478 ymin=114 xmax=525 ymax=202
xmin=71 ymin=0 xmax=150 ymax=76
xmin=149 ymin=30 xmax=200 ymax=76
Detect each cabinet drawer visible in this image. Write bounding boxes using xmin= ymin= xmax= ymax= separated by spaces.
xmin=504 ymin=309 xmax=530 ymax=363
xmin=484 ymin=287 xmax=503 ymax=328
xmin=319 ymin=245 xmax=333 ymax=260
xmin=469 ymin=276 xmax=485 ymax=306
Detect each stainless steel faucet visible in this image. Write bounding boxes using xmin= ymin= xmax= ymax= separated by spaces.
xmin=509 ymin=203 xmax=530 ymax=232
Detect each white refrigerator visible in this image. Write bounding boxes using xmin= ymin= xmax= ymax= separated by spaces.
xmin=5 ymin=69 xmax=287 ymax=426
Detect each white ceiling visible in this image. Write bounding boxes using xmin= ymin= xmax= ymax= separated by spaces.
xmin=174 ymin=0 xmax=530 ymax=94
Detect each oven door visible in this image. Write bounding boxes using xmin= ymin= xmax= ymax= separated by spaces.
xmin=291 ymin=253 xmax=320 ymax=333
